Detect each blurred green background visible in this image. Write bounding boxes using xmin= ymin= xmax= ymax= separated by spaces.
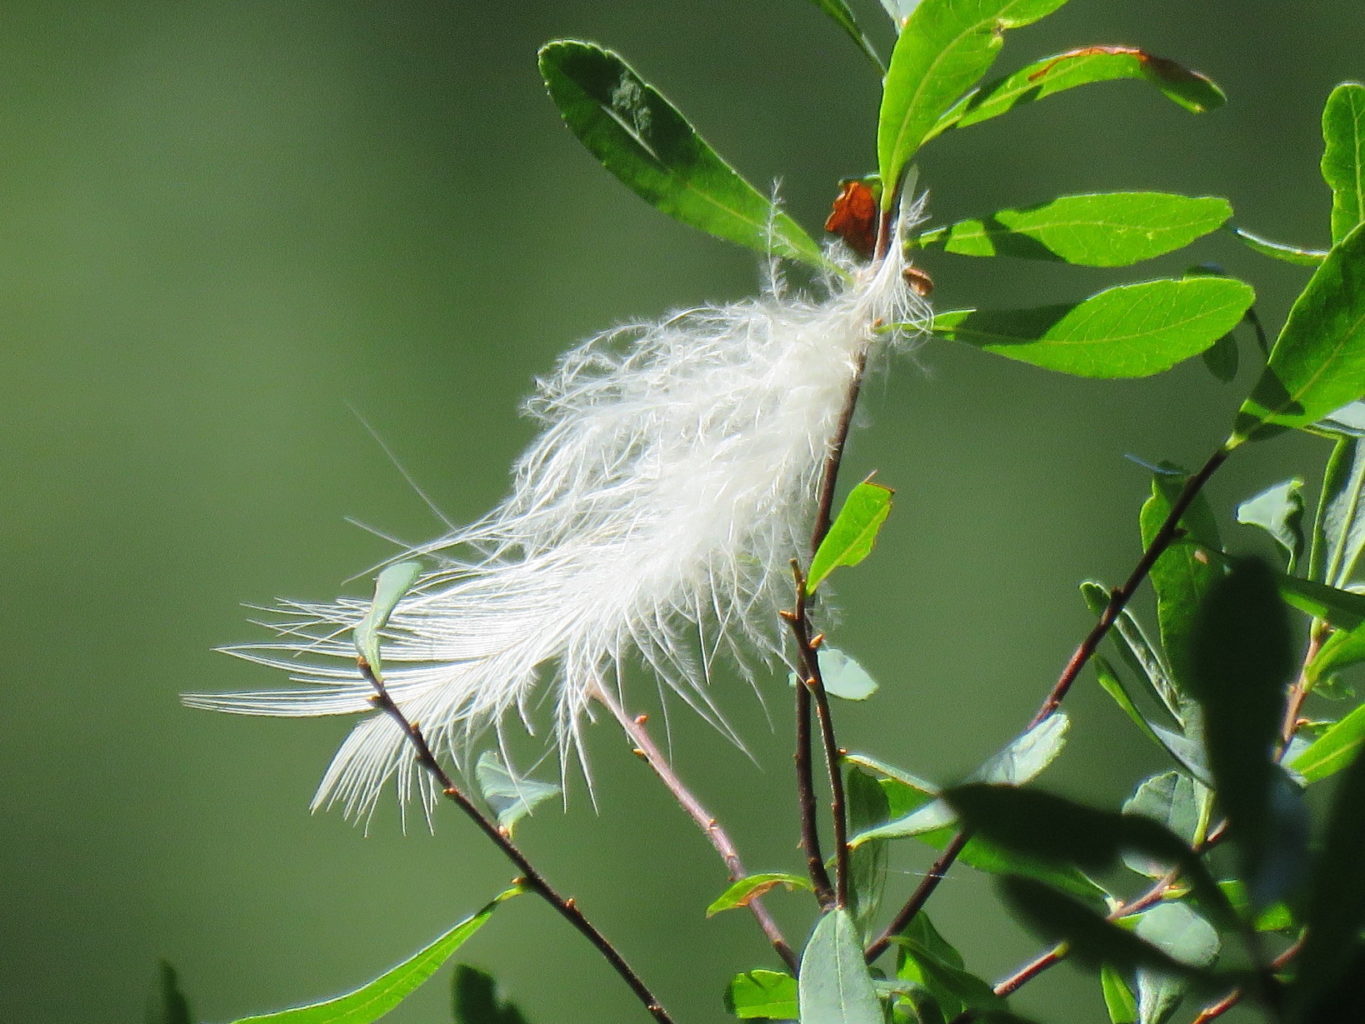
xmin=2 ymin=2 xmax=1360 ymax=1022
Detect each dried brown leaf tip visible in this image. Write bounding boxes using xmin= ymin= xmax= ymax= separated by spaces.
xmin=825 ymin=179 xmax=878 ymax=259
xmin=902 ymin=265 xmax=934 ymax=297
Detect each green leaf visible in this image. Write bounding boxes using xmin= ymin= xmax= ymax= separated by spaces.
xmin=538 ymin=41 xmax=824 ymax=268
xmin=726 ymin=970 xmax=799 ymax=1020
xmin=1121 ymin=772 xmax=1206 ymax=878
xmin=928 ymin=48 xmax=1224 ymax=142
xmin=1290 ymin=702 xmax=1365 ymax=782
xmin=933 ymin=277 xmax=1254 ymax=378
xmin=1290 ymin=742 xmax=1365 ymax=1014
xmin=1101 ymin=966 xmax=1138 ymax=1024
xmin=1322 ymin=82 xmax=1365 ymax=243
xmin=354 ymin=561 xmax=421 ymax=677
xmin=912 ymin=193 xmax=1231 ymax=267
xmin=893 ymin=921 xmax=1004 ymax=1018
xmin=799 ymin=910 xmax=883 ymax=1024
xmin=877 ymin=0 xmax=1071 ymax=202
xmin=805 ymin=0 xmax=884 ymax=71
xmin=474 ymin=751 xmax=560 ymax=838
xmin=1312 ymin=435 xmax=1365 ymax=587
xmin=1307 ymin=622 xmax=1365 ymax=688
xmin=1216 ymin=879 xmax=1295 ymax=933
xmin=1228 ymin=225 xmax=1328 ymax=267
xmin=1232 ymin=222 xmax=1365 ymax=442
xmin=999 ymin=878 xmax=1217 ymax=980
xmin=452 ymin=966 xmax=530 ymax=1024
xmin=846 ymin=766 xmax=891 ymax=933
xmin=146 ymin=961 xmax=192 ymax=1024
xmin=1080 ymin=582 xmax=1182 ymax=727
xmin=1265 ymin=569 xmax=1365 ymax=630
xmin=807 ymin=481 xmax=894 ymax=594
xmin=1186 ymin=558 xmax=1294 ymax=904
xmin=1236 ymin=479 xmax=1306 ymax=572
xmin=800 ymin=647 xmax=880 ymax=700
xmin=1132 ymin=903 xmax=1219 ymax=1024
xmin=706 ymin=873 xmax=814 ymax=917
xmin=227 ymin=888 xmax=521 ymax=1024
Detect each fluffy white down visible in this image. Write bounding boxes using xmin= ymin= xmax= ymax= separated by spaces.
xmin=186 ymin=215 xmax=927 ymax=822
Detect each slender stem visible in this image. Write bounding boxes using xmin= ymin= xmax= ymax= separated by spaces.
xmin=793 ymin=668 xmax=836 ymax=908
xmin=358 ymin=660 xmax=675 ymax=1024
xmin=810 ymin=353 xmax=870 ymax=555
xmin=1279 ymin=620 xmax=1327 ymax=752
xmin=1188 ymin=937 xmax=1302 ymax=1024
xmin=867 ymin=445 xmax=1233 ymax=962
xmin=594 ymin=687 xmax=799 ymax=972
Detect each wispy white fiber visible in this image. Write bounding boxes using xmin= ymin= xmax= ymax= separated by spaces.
xmin=186 ymin=199 xmax=929 ymax=822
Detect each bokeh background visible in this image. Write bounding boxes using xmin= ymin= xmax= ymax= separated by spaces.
xmin=3 ymin=2 xmax=1361 ymax=1022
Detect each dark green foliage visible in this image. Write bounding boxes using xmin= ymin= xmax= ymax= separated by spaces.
xmin=452 ymin=966 xmax=531 ymax=1024
xmin=146 ymin=961 xmax=191 ymax=1024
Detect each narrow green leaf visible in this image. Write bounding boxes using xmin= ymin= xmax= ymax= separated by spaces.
xmin=1232 ymin=222 xmax=1365 ymax=442
xmin=1132 ymin=904 xmax=1219 ymax=1024
xmin=805 ymin=0 xmax=885 ymax=71
xmin=893 ymin=923 xmax=1004 ymax=1016
xmin=1101 ymin=966 xmax=1138 ymax=1024
xmin=928 ymin=48 xmax=1223 ymax=143
xmin=726 ymin=970 xmax=798 ymax=1020
xmin=474 ymin=752 xmax=560 ymax=838
xmin=1312 ymin=435 xmax=1365 ymax=587
xmin=808 ymin=481 xmax=894 ymax=594
xmin=1266 ymin=569 xmax=1365 ymax=630
xmin=1290 ymin=702 xmax=1365 ymax=782
xmin=538 ymin=41 xmax=823 ymax=268
xmin=1228 ymin=225 xmax=1327 ymax=267
xmin=1236 ymin=479 xmax=1306 ymax=572
xmin=878 ymin=0 xmax=1071 ymax=202
xmin=147 ymin=961 xmax=192 ymax=1024
xmin=1217 ymin=879 xmax=1296 ymax=933
xmin=1291 ymin=743 xmax=1365 ymax=1013
xmin=933 ymin=277 xmax=1254 ymax=378
xmin=1122 ymin=772 xmax=1205 ymax=878
xmin=354 ymin=561 xmax=422 ymax=677
xmin=707 ymin=873 xmax=814 ymax=918
xmin=912 ymin=194 xmax=1231 ymax=267
xmin=452 ymin=966 xmax=530 ymax=1024
xmin=847 ymin=766 xmax=891 ymax=933
xmin=1186 ymin=558 xmax=1294 ymax=904
xmin=999 ymin=878 xmax=1216 ymax=980
xmin=1306 ymin=622 xmax=1365 ymax=687
xmin=227 ymin=888 xmax=521 ymax=1024
xmin=1093 ymin=655 xmax=1209 ymax=782
xmin=1080 ymin=582 xmax=1182 ymax=726
xmin=1322 ymin=82 xmax=1365 ymax=243
xmin=799 ymin=910 xmax=883 ymax=1024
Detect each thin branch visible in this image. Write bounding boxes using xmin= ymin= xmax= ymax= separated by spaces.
xmin=359 ymin=659 xmax=675 ymax=1024
xmin=867 ymin=445 xmax=1233 ymax=962
xmin=1188 ymin=937 xmax=1302 ymax=1024
xmin=792 ymin=659 xmax=836 ymax=908
xmin=594 ymin=686 xmax=799 ymax=972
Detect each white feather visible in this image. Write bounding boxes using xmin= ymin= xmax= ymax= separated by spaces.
xmin=186 ymin=199 xmax=930 ymax=822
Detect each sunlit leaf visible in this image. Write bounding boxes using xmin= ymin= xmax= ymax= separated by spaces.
xmin=1322 ymin=82 xmax=1365 ymax=243
xmin=1232 ymin=222 xmax=1365 ymax=441
xmin=933 ymin=277 xmax=1254 ymax=378
xmin=912 ymin=194 xmax=1230 ymax=267
xmin=893 ymin=916 xmax=1005 ymax=1017
xmin=928 ymin=48 xmax=1224 ymax=142
xmin=354 ymin=561 xmax=422 ymax=677
xmin=808 ymin=481 xmax=894 ymax=594
xmin=1311 ymin=435 xmax=1365 ymax=587
xmin=146 ymin=961 xmax=192 ymax=1024
xmin=1080 ymin=582 xmax=1182 ymax=726
xmin=799 ymin=910 xmax=883 ymax=1024
xmin=726 ymin=970 xmax=798 ymax=1020
xmin=227 ymin=888 xmax=522 ymax=1024
xmin=805 ymin=0 xmax=884 ymax=70
xmin=1236 ymin=479 xmax=1305 ymax=572
xmin=1228 ymin=225 xmax=1327 ymax=267
xmin=878 ymin=0 xmax=1071 ymax=203
xmin=452 ymin=966 xmax=530 ymax=1024
xmin=538 ymin=41 xmax=824 ymax=268
xmin=1101 ymin=965 xmax=1138 ymax=1024
xmin=1290 ymin=702 xmax=1365 ymax=782
xmin=475 ymin=751 xmax=560 ymax=838
xmin=1307 ymin=622 xmax=1365 ymax=688
xmin=847 ymin=765 xmax=891 ymax=933
xmin=792 ymin=647 xmax=879 ymax=700
xmin=706 ymin=872 xmax=813 ymax=917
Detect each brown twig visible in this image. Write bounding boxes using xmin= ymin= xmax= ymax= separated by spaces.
xmin=1188 ymin=937 xmax=1302 ymax=1024
xmin=792 ymin=662 xmax=836 ymax=907
xmin=594 ymin=686 xmax=799 ymax=972
xmin=358 ymin=659 xmax=675 ymax=1024
xmin=867 ymin=445 xmax=1233 ymax=962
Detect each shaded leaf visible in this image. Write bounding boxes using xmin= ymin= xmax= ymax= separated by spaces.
xmin=1236 ymin=479 xmax=1306 ymax=572
xmin=1311 ymin=435 xmax=1365 ymax=587
xmin=452 ymin=966 xmax=530 ymax=1024
xmin=707 ymin=873 xmax=813 ymax=918
xmin=1232 ymin=222 xmax=1365 ymax=441
xmin=227 ymin=888 xmax=521 ymax=1024
xmin=1266 ymin=569 xmax=1365 ymax=631
xmin=146 ymin=961 xmax=192 ymax=1024
xmin=912 ymin=193 xmax=1230 ymax=267
xmin=846 ymin=765 xmax=891 ymax=933
xmin=354 ymin=561 xmax=421 ymax=677
xmin=929 ymin=47 xmax=1223 ymax=142
xmin=805 ymin=0 xmax=885 ymax=71
xmin=1229 ymin=225 xmax=1327 ymax=267
xmin=1217 ymin=879 xmax=1295 ymax=933
xmin=894 ymin=915 xmax=1004 ymax=1018
xmin=808 ymin=481 xmax=894 ymax=594
xmin=878 ymin=0 xmax=1071 ymax=202
xmin=538 ymin=41 xmax=824 ymax=268
xmin=1122 ymin=772 xmax=1206 ymax=878
xmin=726 ymin=970 xmax=798 ymax=1020
xmin=1101 ymin=965 xmax=1138 ymax=1024
xmin=1322 ymin=82 xmax=1365 ymax=243
xmin=1306 ymin=620 xmax=1365 ymax=689
xmin=1201 ymin=330 xmax=1239 ymax=383
xmin=933 ymin=277 xmax=1254 ymax=378
xmin=799 ymin=910 xmax=883 ymax=1024
xmin=475 ymin=751 xmax=560 ymax=838
xmin=1132 ymin=903 xmax=1219 ymax=1024
xmin=1290 ymin=702 xmax=1365 ymax=782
